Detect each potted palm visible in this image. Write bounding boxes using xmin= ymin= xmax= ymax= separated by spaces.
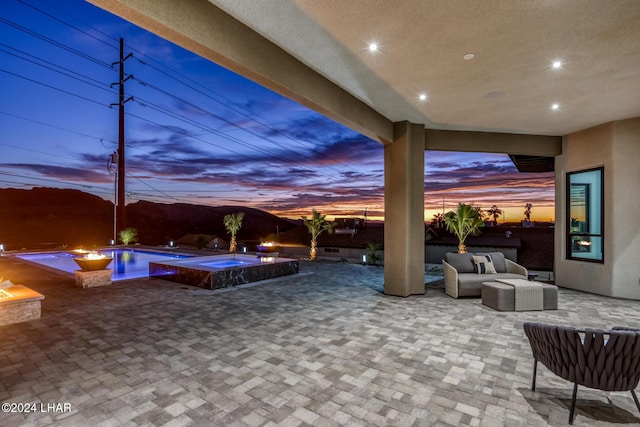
xmin=365 ymin=243 xmax=380 ymax=266
xmin=444 ymin=203 xmax=484 ymax=253
xmin=223 ymin=212 xmax=244 ymax=253
xmin=301 ymin=209 xmax=336 ymax=261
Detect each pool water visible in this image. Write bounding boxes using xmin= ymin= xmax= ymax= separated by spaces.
xmin=16 ymin=249 xmax=192 ymax=281
xmin=200 ymin=260 xmax=249 ymax=268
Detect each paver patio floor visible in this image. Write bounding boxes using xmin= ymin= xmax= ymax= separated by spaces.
xmin=1 ymin=256 xmax=639 ymax=426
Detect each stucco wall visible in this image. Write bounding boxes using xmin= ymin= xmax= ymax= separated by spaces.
xmin=555 ymin=117 xmax=640 ymax=299
xmin=611 ymin=118 xmax=640 ymax=298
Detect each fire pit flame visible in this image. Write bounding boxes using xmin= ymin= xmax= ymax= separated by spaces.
xmin=73 ymin=252 xmax=113 ymax=271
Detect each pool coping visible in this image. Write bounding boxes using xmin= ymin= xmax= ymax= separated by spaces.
xmin=149 ymin=254 xmax=299 ymax=290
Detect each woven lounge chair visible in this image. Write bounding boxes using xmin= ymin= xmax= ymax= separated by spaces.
xmin=523 ymin=322 xmax=640 ymax=424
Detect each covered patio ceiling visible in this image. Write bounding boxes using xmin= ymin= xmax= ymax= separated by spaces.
xmin=209 ymin=0 xmax=640 ymax=137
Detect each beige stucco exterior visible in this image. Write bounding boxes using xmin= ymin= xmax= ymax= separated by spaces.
xmin=384 ymin=122 xmax=426 ymax=296
xmin=555 ymin=117 xmax=640 ymax=299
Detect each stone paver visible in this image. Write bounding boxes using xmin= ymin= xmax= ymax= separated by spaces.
xmin=1 ymin=256 xmax=640 ymax=426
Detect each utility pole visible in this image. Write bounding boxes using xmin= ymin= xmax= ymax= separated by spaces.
xmin=111 ymin=38 xmax=133 ymax=237
xmin=107 ymin=151 xmax=118 ymax=244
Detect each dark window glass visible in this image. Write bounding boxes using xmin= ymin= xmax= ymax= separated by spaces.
xmin=566 ymin=167 xmax=603 ymax=262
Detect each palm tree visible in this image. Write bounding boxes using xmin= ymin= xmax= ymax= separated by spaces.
xmin=444 ymin=203 xmax=484 ymax=253
xmin=302 ymin=209 xmax=336 ymax=260
xmin=223 ymin=212 xmax=244 ymax=253
xmin=524 ymin=203 xmax=532 ymax=221
xmin=119 ymin=227 xmax=137 ymax=245
xmin=431 ymin=213 xmax=444 ymax=228
xmin=487 ymin=204 xmax=502 ymax=226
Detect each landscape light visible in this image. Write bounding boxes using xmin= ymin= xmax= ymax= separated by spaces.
xmin=362 ymin=254 xmax=367 ymax=265
xmin=168 ymin=240 xmax=174 ymax=248
xmin=110 ymin=239 xmax=115 ymax=246
xmin=0 ymin=244 xmax=4 ymax=253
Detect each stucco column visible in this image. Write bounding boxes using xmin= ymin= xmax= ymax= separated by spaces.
xmin=384 ymin=121 xmax=425 ymax=296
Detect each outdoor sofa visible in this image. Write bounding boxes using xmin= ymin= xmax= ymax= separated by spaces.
xmin=442 ymin=251 xmax=527 ymax=298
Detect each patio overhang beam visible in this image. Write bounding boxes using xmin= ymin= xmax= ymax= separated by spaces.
xmin=425 ymin=129 xmax=562 ymax=156
xmin=88 ymin=0 xmax=394 ymax=144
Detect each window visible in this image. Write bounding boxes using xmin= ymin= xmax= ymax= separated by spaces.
xmin=324 ymin=248 xmax=339 ymax=253
xmin=566 ymin=167 xmax=604 ymax=262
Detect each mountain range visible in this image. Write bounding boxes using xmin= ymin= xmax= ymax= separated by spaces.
xmin=0 ymin=188 xmax=297 ymax=250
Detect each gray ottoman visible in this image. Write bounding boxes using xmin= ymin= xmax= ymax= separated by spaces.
xmin=482 ymin=281 xmax=558 ymax=311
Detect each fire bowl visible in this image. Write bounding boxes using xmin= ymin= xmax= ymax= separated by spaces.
xmin=73 ymin=257 xmax=113 ymax=271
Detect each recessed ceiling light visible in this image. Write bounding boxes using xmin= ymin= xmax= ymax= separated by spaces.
xmin=368 ymin=43 xmax=378 ymax=52
xmin=551 ymin=103 xmax=560 ymax=110
xmin=419 ymin=93 xmax=427 ymax=101
xmin=552 ymin=60 xmax=562 ymax=69
xmin=463 ymin=53 xmax=476 ymax=60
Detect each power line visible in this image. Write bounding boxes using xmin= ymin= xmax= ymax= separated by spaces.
xmin=0 ymin=42 xmax=115 ymax=89
xmin=0 ymin=46 xmax=116 ymax=97
xmin=0 ymin=15 xmax=114 ymax=70
xmin=0 ymin=67 xmax=109 ymax=108
xmin=132 ymin=97 xmax=350 ymax=183
xmin=0 ymin=171 xmax=112 ymax=192
xmin=16 ymin=0 xmax=118 ymax=49
xmin=135 ymin=60 xmax=366 ymax=173
xmin=134 ymin=77 xmax=350 ymax=175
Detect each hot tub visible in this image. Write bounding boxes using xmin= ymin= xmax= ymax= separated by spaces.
xmin=149 ymin=254 xmax=298 ymax=290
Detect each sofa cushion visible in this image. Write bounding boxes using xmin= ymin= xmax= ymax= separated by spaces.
xmin=474 ymin=252 xmax=507 ymax=273
xmin=444 ymin=252 xmax=475 ymax=273
xmin=457 ymin=273 xmax=526 ymax=297
xmin=472 ymin=255 xmax=497 ymax=274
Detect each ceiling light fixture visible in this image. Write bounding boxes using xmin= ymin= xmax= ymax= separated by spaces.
xmin=368 ymin=43 xmax=378 ymax=52
xmin=463 ymin=53 xmax=476 ymax=60
xmin=551 ymin=103 xmax=560 ymax=110
xmin=552 ymin=60 xmax=562 ymax=69
xmin=419 ymin=93 xmax=427 ymax=101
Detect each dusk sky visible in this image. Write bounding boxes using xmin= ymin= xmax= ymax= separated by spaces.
xmin=0 ymin=0 xmax=555 ymax=222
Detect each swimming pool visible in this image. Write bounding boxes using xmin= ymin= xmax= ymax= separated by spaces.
xmin=15 ymin=249 xmax=192 ymax=281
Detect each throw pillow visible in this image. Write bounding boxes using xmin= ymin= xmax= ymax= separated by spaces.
xmin=472 ymin=255 xmax=497 ymax=274
xmin=444 ymin=252 xmax=475 ymax=273
xmin=475 ymin=252 xmax=507 ymax=272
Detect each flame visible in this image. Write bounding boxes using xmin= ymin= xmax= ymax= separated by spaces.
xmin=259 ymin=242 xmax=277 ymax=247
xmin=85 ymin=251 xmax=107 ymax=260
